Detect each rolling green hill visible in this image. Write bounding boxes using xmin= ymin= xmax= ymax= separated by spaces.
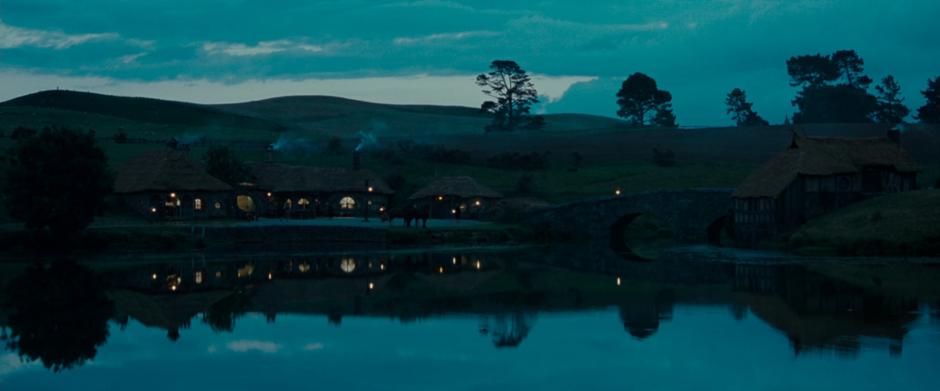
xmin=1 ymin=90 xmax=282 ymax=131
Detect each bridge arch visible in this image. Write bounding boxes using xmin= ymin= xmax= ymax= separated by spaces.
xmin=525 ymin=188 xmax=733 ymax=252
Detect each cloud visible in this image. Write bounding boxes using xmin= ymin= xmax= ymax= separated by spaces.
xmin=510 ymin=15 xmax=670 ymax=33
xmin=0 ymin=19 xmax=121 ymax=49
xmin=201 ymin=40 xmax=336 ymax=57
xmin=0 ymin=353 xmax=38 ymax=380
xmin=303 ymin=342 xmax=324 ymax=351
xmin=225 ymin=340 xmax=282 ymax=353
xmin=393 ymin=31 xmax=501 ymax=46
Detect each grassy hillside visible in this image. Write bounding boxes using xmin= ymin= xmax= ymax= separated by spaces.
xmin=1 ymin=90 xmax=284 ymax=132
xmin=213 ymin=95 xmax=628 ymax=136
xmin=789 ymin=190 xmax=940 ymax=256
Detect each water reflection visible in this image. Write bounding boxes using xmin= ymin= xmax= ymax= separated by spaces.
xmin=1 ymin=248 xmax=939 ymax=377
xmin=1 ymin=261 xmax=114 ymax=372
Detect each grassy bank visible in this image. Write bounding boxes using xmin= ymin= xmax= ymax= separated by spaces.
xmin=787 ymin=190 xmax=940 ymax=256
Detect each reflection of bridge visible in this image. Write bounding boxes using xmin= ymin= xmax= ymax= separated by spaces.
xmin=525 ymin=188 xmax=733 ymax=248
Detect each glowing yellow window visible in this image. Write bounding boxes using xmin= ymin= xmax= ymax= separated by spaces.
xmin=339 ymin=196 xmax=356 ymax=209
xmin=194 ymin=198 xmax=203 ymax=210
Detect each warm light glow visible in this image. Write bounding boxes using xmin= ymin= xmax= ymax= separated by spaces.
xmin=451 ymin=209 xmax=456 ymax=214
xmin=266 ymin=192 xmax=272 ymax=197
xmin=475 ymin=260 xmax=481 ymax=270
xmin=340 ymin=258 xmax=357 ymax=273
xmin=452 ymin=256 xmax=457 ymax=265
xmin=237 ymin=264 xmax=254 ymax=278
xmin=379 ymin=206 xmax=385 ymax=212
xmin=195 ymin=271 xmax=204 ymax=284
xmin=267 ymin=272 xmax=273 ymax=280
xmin=298 ymin=263 xmax=310 ymax=273
xmin=368 ymin=282 xmax=375 ymax=290
xmin=194 ymin=198 xmax=203 ymax=210
xmin=438 ymin=266 xmax=444 ymax=274
xmin=151 ymin=273 xmax=158 ymax=280
xmin=340 ymin=196 xmax=357 ymax=210
xmin=215 ymin=271 xmax=222 ymax=278
xmin=169 ymin=192 xmax=177 ymax=198
xmin=474 ymin=200 xmax=481 ymax=207
xmin=616 ymin=276 xmax=622 ymax=286
xmin=368 ymin=186 xmax=374 ymax=193
xmin=214 ymin=202 xmax=222 ymax=209
xmin=614 ymin=189 xmax=622 ymax=196
xmin=150 ymin=207 xmax=157 ymax=213
xmin=379 ymin=263 xmax=385 ymax=271
xmin=170 ymin=285 xmax=177 ymax=291
xmin=437 ymin=195 xmax=444 ymax=201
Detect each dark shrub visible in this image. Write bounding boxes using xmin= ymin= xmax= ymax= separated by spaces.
xmin=487 ymin=152 xmax=548 ymax=170
xmin=516 ymin=174 xmax=535 ymax=195
xmin=10 ymin=127 xmax=36 ymax=140
xmin=112 ymin=129 xmax=128 ymax=144
xmin=652 ymin=148 xmax=676 ymax=167
xmin=327 ymin=136 xmax=344 ymax=154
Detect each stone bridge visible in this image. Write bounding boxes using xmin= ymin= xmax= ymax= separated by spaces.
xmin=524 ymin=188 xmax=734 ymax=249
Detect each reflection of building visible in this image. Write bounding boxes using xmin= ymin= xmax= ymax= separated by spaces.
xmin=479 ymin=312 xmax=537 ymax=348
xmin=246 ymin=163 xmax=392 ymax=218
xmin=408 ymin=176 xmax=503 ymax=219
xmin=114 ymin=149 xmax=234 ymax=220
xmin=733 ymin=264 xmax=917 ymax=356
xmin=617 ymin=291 xmax=675 ymax=340
xmin=733 ymin=131 xmax=918 ymax=244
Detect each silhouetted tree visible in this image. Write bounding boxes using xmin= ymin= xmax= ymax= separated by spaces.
xmin=873 ymin=75 xmax=910 ymax=125
xmin=793 ymin=85 xmax=878 ymax=124
xmin=831 ymin=50 xmax=873 ymax=88
xmin=476 ymin=60 xmax=539 ymax=132
xmin=786 ymin=54 xmax=839 ymax=88
xmin=112 ymin=129 xmax=128 ymax=144
xmin=616 ymin=73 xmax=673 ymax=126
xmin=787 ymin=51 xmax=877 ymax=123
xmin=652 ymin=103 xmax=678 ymax=128
xmin=916 ymin=76 xmax=940 ymax=124
xmin=2 ymin=261 xmax=114 ymax=372
xmin=205 ymin=146 xmax=254 ymax=186
xmin=326 ymin=136 xmax=344 ymax=154
xmin=725 ymin=88 xmax=769 ymax=126
xmin=9 ymin=126 xmax=36 ymax=140
xmin=3 ymin=127 xmax=112 ymax=240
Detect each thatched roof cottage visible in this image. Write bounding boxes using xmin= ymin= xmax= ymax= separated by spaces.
xmin=114 ymin=150 xmax=234 ymax=219
xmin=245 ymin=163 xmax=392 ymax=218
xmin=409 ymin=176 xmax=503 ymax=219
xmin=732 ymin=131 xmax=919 ymax=244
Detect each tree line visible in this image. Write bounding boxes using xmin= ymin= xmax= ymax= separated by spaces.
xmin=476 ymin=53 xmax=940 ymax=131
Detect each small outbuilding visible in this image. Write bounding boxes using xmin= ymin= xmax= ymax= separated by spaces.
xmin=408 ymin=176 xmax=503 ymax=219
xmin=732 ymin=131 xmax=919 ymax=244
xmin=115 ymin=150 xmax=234 ymax=220
xmin=247 ymin=163 xmax=393 ymax=218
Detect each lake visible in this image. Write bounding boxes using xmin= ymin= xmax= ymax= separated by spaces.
xmin=2 ymin=246 xmax=939 ymax=390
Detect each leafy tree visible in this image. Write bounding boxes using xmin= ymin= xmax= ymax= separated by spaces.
xmin=4 ymin=127 xmax=112 ymax=238
xmin=9 ymin=126 xmax=36 ymax=140
xmin=476 ymin=60 xmax=539 ymax=131
xmin=2 ymin=261 xmax=114 ymax=372
xmin=792 ymin=85 xmax=878 ymax=124
xmin=786 ymin=50 xmax=877 ymax=123
xmin=652 ymin=103 xmax=678 ymax=128
xmin=786 ymin=54 xmax=839 ymax=88
xmin=873 ymin=75 xmax=910 ymax=125
xmin=205 ymin=146 xmax=254 ymax=186
xmin=916 ymin=77 xmax=940 ymax=124
xmin=831 ymin=50 xmax=873 ymax=88
xmin=616 ymin=73 xmax=674 ymax=126
xmin=725 ymin=88 xmax=769 ymax=126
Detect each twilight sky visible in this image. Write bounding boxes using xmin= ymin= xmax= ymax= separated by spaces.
xmin=0 ymin=0 xmax=938 ymax=126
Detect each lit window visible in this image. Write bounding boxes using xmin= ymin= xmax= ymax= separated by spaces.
xmin=298 ymin=198 xmax=310 ymax=208
xmin=340 ymin=196 xmax=356 ymax=209
xmin=195 ymin=271 xmax=204 ymax=284
xmin=285 ymin=199 xmax=292 ymax=209
xmin=340 ymin=258 xmax=357 ymax=273
xmin=214 ymin=202 xmax=222 ymax=209
xmin=194 ymin=198 xmax=203 ymax=210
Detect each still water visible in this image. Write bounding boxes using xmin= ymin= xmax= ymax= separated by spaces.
xmin=2 ymin=247 xmax=940 ymax=390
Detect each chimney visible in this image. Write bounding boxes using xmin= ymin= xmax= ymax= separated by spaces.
xmin=352 ymin=150 xmax=361 ymax=171
xmin=887 ymin=127 xmax=901 ymax=144
xmin=266 ymin=144 xmax=274 ymax=162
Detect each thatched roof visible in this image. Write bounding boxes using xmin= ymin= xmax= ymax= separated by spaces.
xmin=409 ymin=176 xmax=503 ymax=200
xmin=115 ymin=149 xmax=232 ymax=193
xmin=734 ymin=134 xmax=920 ymax=198
xmin=252 ymin=163 xmax=393 ymax=194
